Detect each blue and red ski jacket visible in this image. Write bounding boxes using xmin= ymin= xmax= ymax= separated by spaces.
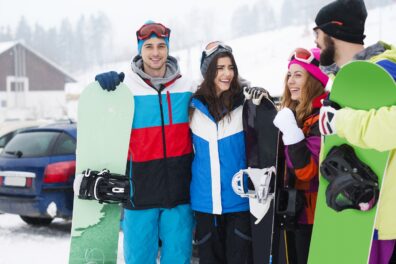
xmin=123 ymin=56 xmax=195 ymax=209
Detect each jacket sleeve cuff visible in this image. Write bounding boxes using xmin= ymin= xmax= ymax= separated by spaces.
xmin=282 ymin=127 xmax=305 ymax=145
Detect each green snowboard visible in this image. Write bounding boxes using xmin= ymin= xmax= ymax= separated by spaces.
xmin=309 ymin=61 xmax=396 ymax=264
xmin=69 ymin=82 xmax=134 ymax=264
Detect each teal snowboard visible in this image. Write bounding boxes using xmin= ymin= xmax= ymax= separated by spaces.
xmin=69 ymin=82 xmax=134 ymax=264
xmin=309 ymin=61 xmax=396 ymax=264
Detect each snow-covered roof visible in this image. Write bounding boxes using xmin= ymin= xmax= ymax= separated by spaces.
xmin=0 ymin=40 xmax=76 ymax=83
xmin=0 ymin=40 xmax=17 ymax=54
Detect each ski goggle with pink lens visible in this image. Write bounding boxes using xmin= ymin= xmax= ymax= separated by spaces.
xmin=288 ymin=48 xmax=319 ymax=66
xmin=203 ymin=41 xmax=233 ymax=57
xmin=136 ymin=23 xmax=171 ymax=40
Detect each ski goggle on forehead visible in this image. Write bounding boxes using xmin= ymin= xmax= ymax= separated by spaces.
xmin=288 ymin=48 xmax=319 ymax=66
xmin=203 ymin=41 xmax=233 ymax=57
xmin=136 ymin=23 xmax=171 ymax=40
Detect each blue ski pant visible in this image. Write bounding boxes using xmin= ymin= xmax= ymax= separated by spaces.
xmin=123 ymin=204 xmax=193 ymax=264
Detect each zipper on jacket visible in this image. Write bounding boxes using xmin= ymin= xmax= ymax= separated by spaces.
xmin=166 ymin=91 xmax=173 ymax=125
xmin=128 ymin=153 xmax=135 ymax=208
xmin=146 ymin=83 xmax=168 ymax=159
xmin=158 ymin=85 xmax=172 ymax=207
xmin=145 ymin=80 xmax=176 ymax=208
xmin=158 ymin=86 xmax=168 ymax=159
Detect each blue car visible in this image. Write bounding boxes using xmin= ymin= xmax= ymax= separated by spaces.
xmin=0 ymin=123 xmax=76 ymax=226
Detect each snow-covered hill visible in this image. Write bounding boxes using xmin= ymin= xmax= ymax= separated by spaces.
xmin=73 ymin=3 xmax=396 ymax=102
xmin=175 ymin=3 xmax=396 ymax=97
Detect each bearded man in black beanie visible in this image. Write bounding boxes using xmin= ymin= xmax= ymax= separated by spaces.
xmin=313 ymin=1 xmax=396 ymax=264
xmin=314 ymin=0 xmax=368 ymax=69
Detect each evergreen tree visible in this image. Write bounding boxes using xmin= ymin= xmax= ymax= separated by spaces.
xmin=254 ymin=0 xmax=277 ymax=31
xmin=231 ymin=5 xmax=254 ymax=38
xmin=15 ymin=16 xmax=32 ymax=44
xmin=87 ymin=12 xmax=112 ymax=66
xmin=31 ymin=23 xmax=46 ymax=51
xmin=0 ymin=26 xmax=13 ymax=41
xmin=58 ymin=18 xmax=74 ymax=70
xmin=74 ymin=15 xmax=88 ymax=71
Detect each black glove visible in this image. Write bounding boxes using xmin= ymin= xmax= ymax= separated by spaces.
xmin=243 ymin=87 xmax=270 ymax=105
xmin=95 ymin=71 xmax=125 ymax=91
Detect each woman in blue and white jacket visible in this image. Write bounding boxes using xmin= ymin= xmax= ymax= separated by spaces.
xmin=189 ymin=41 xmax=252 ymax=264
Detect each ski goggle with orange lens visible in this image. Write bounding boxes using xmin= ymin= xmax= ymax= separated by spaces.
xmin=136 ymin=23 xmax=171 ymax=40
xmin=289 ymin=48 xmax=319 ymax=66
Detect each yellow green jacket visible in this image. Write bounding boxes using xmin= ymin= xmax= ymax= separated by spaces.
xmin=336 ymin=106 xmax=396 ymax=239
xmin=334 ymin=41 xmax=396 ymax=239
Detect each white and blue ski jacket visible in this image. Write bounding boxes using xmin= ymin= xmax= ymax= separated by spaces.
xmin=189 ymin=95 xmax=249 ymax=214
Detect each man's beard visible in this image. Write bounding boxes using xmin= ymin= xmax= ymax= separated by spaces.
xmin=320 ymin=36 xmax=336 ymax=66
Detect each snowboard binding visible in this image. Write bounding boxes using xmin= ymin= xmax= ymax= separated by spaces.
xmin=78 ymin=169 xmax=130 ymax=204
xmin=276 ymin=188 xmax=305 ymax=230
xmin=232 ymin=167 xmax=276 ymax=224
xmin=320 ymin=144 xmax=379 ymax=212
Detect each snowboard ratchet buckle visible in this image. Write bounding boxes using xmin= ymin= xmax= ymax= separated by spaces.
xmin=79 ymin=168 xmax=130 ymax=204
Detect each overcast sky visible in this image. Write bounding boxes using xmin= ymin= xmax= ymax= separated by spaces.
xmin=0 ymin=0 xmax=284 ymax=43
xmin=0 ymin=0 xmax=281 ymax=27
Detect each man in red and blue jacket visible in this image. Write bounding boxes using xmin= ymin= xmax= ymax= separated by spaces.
xmin=94 ymin=21 xmax=194 ymax=264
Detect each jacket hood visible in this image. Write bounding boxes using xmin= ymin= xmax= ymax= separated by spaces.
xmin=321 ymin=41 xmax=396 ymax=76
xmin=354 ymin=41 xmax=388 ymax=61
xmin=131 ymin=55 xmax=180 ymax=90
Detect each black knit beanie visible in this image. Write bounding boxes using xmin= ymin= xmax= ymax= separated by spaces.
xmin=314 ymin=0 xmax=367 ymax=44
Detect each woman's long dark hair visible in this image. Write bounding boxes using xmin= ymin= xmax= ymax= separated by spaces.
xmin=193 ymin=52 xmax=242 ymax=122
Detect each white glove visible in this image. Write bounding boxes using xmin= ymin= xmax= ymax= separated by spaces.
xmin=319 ymin=104 xmax=337 ymax=135
xmin=243 ymin=87 xmax=269 ymax=105
xmin=73 ymin=173 xmax=84 ymax=196
xmin=273 ymin=108 xmax=305 ymax=145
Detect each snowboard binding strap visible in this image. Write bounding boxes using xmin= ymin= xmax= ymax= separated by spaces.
xmin=232 ymin=167 xmax=276 ymax=202
xmin=232 ymin=167 xmax=276 ymax=224
xmin=320 ymin=144 xmax=379 ymax=212
xmin=78 ymin=169 xmax=130 ymax=204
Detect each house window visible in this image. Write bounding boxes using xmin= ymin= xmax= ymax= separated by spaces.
xmin=6 ymin=76 xmax=29 ymax=108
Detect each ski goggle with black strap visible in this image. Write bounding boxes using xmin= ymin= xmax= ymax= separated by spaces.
xmin=288 ymin=47 xmax=320 ymax=66
xmin=136 ymin=23 xmax=171 ymax=40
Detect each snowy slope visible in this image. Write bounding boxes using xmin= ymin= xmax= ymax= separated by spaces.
xmin=74 ymin=3 xmax=396 ymax=101
xmin=176 ymin=3 xmax=396 ymax=97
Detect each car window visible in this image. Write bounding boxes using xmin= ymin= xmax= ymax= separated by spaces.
xmin=52 ymin=132 xmax=76 ymax=155
xmin=2 ymin=131 xmax=59 ymax=158
xmin=0 ymin=132 xmax=15 ymax=148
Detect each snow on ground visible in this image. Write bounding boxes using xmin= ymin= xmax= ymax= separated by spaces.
xmin=0 ymin=213 xmax=199 ymax=263
xmin=0 ymin=213 xmax=71 ymax=264
xmin=0 ymin=213 xmax=126 ymax=264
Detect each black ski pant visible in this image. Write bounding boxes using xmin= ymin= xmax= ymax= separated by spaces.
xmin=286 ymin=224 xmax=313 ymax=264
xmin=194 ymin=211 xmax=253 ymax=264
